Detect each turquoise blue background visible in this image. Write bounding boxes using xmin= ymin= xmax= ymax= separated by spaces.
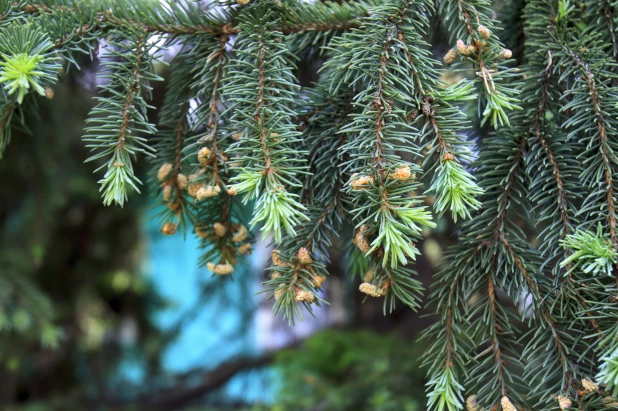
xmin=116 ymin=206 xmax=274 ymax=404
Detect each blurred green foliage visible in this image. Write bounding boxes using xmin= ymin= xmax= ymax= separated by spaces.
xmin=0 ymin=68 xmax=170 ymax=406
xmin=272 ymin=330 xmax=425 ymax=411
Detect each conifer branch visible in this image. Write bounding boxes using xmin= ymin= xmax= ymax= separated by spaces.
xmin=203 ymin=35 xmax=228 ymax=190
xmin=529 ymin=56 xmax=571 ymax=238
xmin=265 ymin=82 xmax=353 ymax=323
xmin=583 ymin=0 xmax=618 ymax=61
xmin=182 ymin=34 xmax=252 ymax=273
xmin=6 ymin=1 xmax=618 ymax=408
xmin=83 ymin=29 xmax=159 ymax=206
xmin=422 ymin=84 xmax=482 ymax=221
xmin=151 ymin=49 xmax=199 ymax=236
xmin=503 ymin=238 xmax=576 ymax=395
xmin=422 ymin=91 xmax=529 ymax=411
xmin=224 ymin=8 xmax=308 ymax=244
xmin=559 ymin=41 xmax=618 ymax=244
xmin=543 ymin=12 xmax=618 ymax=386
xmin=0 ymin=22 xmax=60 ymax=155
xmin=438 ymin=0 xmax=521 ymax=128
xmin=514 ymin=14 xmax=588 ymax=400
xmin=22 ymin=1 xmax=367 ymax=37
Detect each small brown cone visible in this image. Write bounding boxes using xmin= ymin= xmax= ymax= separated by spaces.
xmin=157 ymin=163 xmax=173 ymax=181
xmin=350 ymin=175 xmax=374 ymax=190
xmin=478 ymin=25 xmax=491 ymax=39
xmin=177 ymin=174 xmax=188 ymax=190
xmin=581 ymin=378 xmax=598 ymax=394
xmin=557 ymin=395 xmax=571 ymax=410
xmin=238 ymin=243 xmax=252 ymax=255
xmin=466 ymin=395 xmax=481 ymax=411
xmin=231 ymin=225 xmax=248 ymax=242
xmin=297 ymin=247 xmax=312 ymax=264
xmin=443 ymin=48 xmax=457 ymax=64
xmin=162 ymin=185 xmax=172 ymax=202
xmin=197 ymin=147 xmax=211 ymax=166
xmin=206 ymin=262 xmax=233 ymax=275
xmin=294 ymin=289 xmax=315 ymax=303
xmin=359 ymin=283 xmax=381 ymax=297
xmin=188 ymin=182 xmax=204 ymax=198
xmin=389 ymin=164 xmax=412 ymax=180
xmin=196 ymin=185 xmax=221 ymax=200
xmin=161 ymin=222 xmax=177 ymax=235
xmin=195 ymin=226 xmax=208 ymax=239
xmin=213 ymin=222 xmax=227 ymax=237
xmin=272 ymin=249 xmax=286 ymax=267
xmin=355 ymin=225 xmax=371 ymax=253
xmin=312 ymin=275 xmax=326 ymax=288
xmin=601 ymin=396 xmax=618 ymax=407
xmin=456 ymin=39 xmax=469 ymax=55
xmin=500 ymin=396 xmax=516 ymax=411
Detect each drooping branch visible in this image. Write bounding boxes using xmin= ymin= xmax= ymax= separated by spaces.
xmin=22 ymin=2 xmax=365 ymax=37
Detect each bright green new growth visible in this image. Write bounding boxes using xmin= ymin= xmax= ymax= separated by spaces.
xmin=426 ymin=368 xmax=464 ymax=411
xmin=429 ymin=159 xmax=483 ymax=222
xmin=0 ymin=53 xmax=46 ymax=103
xmin=0 ymin=23 xmax=59 ymax=104
xmin=251 ymin=189 xmax=309 ymax=244
xmin=225 ymin=10 xmax=309 ymax=244
xmin=597 ymin=346 xmax=618 ymax=397
xmin=0 ymin=21 xmax=60 ymax=155
xmin=560 ymin=224 xmax=618 ymax=277
xmin=367 ymin=194 xmax=436 ymax=268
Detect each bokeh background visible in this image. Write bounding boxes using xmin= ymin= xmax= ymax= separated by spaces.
xmin=0 ymin=3 xmax=524 ymax=408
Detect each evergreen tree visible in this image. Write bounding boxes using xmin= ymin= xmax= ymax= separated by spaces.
xmin=2 ymin=0 xmax=618 ymax=410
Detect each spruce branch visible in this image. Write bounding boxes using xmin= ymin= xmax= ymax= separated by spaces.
xmin=438 ymin=0 xmax=521 ymax=128
xmin=557 ymin=38 xmax=618 ymax=246
xmin=329 ymin=0 xmax=437 ymax=270
xmin=422 ymin=246 xmax=479 ymax=411
xmin=544 ymin=2 xmax=618 ymax=357
xmin=184 ymin=34 xmax=253 ymax=272
xmin=224 ymin=8 xmax=308 ymax=244
xmin=264 ymin=81 xmax=353 ymax=323
xmin=524 ymin=50 xmax=577 ymax=260
xmin=0 ymin=22 xmax=60 ymax=156
xmin=151 ymin=48 xmax=199 ymax=236
xmin=83 ymin=29 xmax=160 ymax=206
xmin=188 ymin=33 xmax=230 ymax=193
xmin=0 ymin=22 xmax=60 ymax=104
xmin=421 ymin=82 xmax=482 ymax=222
xmin=583 ymin=0 xmax=618 ymax=61
xmin=514 ymin=3 xmax=591 ymax=403
xmin=6 ymin=1 xmax=618 ymax=408
xmin=422 ymin=120 xmax=529 ymax=411
xmin=320 ymin=0 xmax=442 ymax=318
xmin=22 ymin=0 xmax=369 ymax=38
xmin=396 ymin=20 xmax=483 ymax=222
xmin=596 ymin=326 xmax=618 ymax=398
